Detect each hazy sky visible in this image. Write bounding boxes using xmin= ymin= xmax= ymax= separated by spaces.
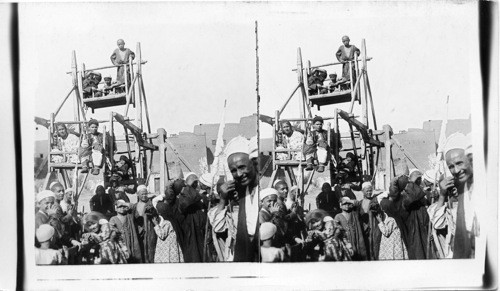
xmin=21 ymin=2 xmax=479 ymax=140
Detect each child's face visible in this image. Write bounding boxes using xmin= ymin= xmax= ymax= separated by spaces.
xmin=104 ymin=79 xmax=112 ymax=85
xmin=117 ymin=160 xmax=125 ymax=167
xmin=117 ymin=41 xmax=125 ymax=50
xmin=88 ymin=124 xmax=98 ymax=135
xmin=341 ymin=202 xmax=353 ymax=212
xmin=116 ymin=204 xmax=129 ymax=215
xmin=64 ymin=191 xmax=73 ymax=202
xmin=324 ymin=222 xmax=335 ymax=238
xmin=88 ymin=222 xmax=100 ymax=233
xmin=311 ymin=220 xmax=323 ymax=231
xmin=276 ymin=185 xmax=288 ymax=200
xmin=53 ymin=186 xmax=65 ymax=201
xmin=39 ymin=197 xmax=54 ymax=213
xmin=313 ymin=121 xmax=323 ymax=131
xmin=262 ymin=195 xmax=277 ymax=211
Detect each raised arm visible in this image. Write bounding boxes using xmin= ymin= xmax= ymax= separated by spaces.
xmin=110 ymin=49 xmax=119 ymax=65
xmin=178 ymin=186 xmax=202 ymax=213
xmin=335 ymin=46 xmax=343 ymax=62
xmin=402 ymin=182 xmax=427 ymax=209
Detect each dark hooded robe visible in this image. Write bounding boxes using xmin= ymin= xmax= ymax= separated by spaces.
xmin=316 ymin=183 xmax=340 ymax=217
xmin=402 ymin=181 xmax=430 ymax=260
xmin=156 ymin=179 xmax=185 ymax=255
xmin=177 ymin=185 xmax=207 ymax=263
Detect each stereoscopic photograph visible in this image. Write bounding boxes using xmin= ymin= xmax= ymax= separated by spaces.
xmin=7 ymin=1 xmax=496 ymax=290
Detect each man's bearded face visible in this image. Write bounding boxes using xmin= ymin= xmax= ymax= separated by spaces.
xmin=446 ymin=149 xmax=473 ymax=185
xmin=228 ymin=153 xmax=256 ymax=187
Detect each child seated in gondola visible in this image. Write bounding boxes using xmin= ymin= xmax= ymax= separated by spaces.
xmin=111 ymin=155 xmax=132 ymax=182
xmin=101 ymin=75 xmax=124 ymax=95
xmin=307 ymin=68 xmax=328 ymax=96
xmin=82 ymin=71 xmax=102 ymax=99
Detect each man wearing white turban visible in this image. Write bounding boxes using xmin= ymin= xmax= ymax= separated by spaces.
xmin=210 ymin=136 xmax=260 ymax=262
xmin=428 ymin=133 xmax=476 ymax=259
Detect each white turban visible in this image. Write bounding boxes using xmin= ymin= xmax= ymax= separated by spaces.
xmin=36 ymin=190 xmax=55 ymax=203
xmin=36 ymin=224 xmax=55 ymax=243
xmin=260 ymin=188 xmax=278 ymax=201
xmin=49 ymin=181 xmax=63 ymax=190
xmin=225 ymin=135 xmax=258 ymax=160
xmin=444 ymin=132 xmax=470 ymax=156
xmin=137 ymin=184 xmax=148 ymax=193
xmin=423 ymin=169 xmax=438 ymax=184
xmin=361 ymin=182 xmax=373 ymax=190
xmin=409 ymin=168 xmax=421 ymax=177
xmin=199 ymin=172 xmax=214 ymax=187
xmin=260 ymin=222 xmax=277 ymax=241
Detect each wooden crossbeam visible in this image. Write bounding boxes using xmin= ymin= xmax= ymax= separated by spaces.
xmin=113 ymin=112 xmax=158 ymax=151
xmin=337 ymin=109 xmax=384 ymax=147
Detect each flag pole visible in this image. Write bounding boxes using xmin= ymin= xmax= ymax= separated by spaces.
xmin=203 ymin=99 xmax=227 ymax=262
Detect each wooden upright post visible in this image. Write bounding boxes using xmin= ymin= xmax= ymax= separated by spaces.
xmin=129 ymin=56 xmax=135 ymax=107
xmin=157 ymin=128 xmax=167 ymax=193
xmin=136 ymin=42 xmax=143 ymax=132
xmin=71 ymin=51 xmax=79 ymax=122
xmin=272 ymin=110 xmax=279 ymax=170
xmin=109 ymin=111 xmax=115 ymax=167
xmin=383 ymin=124 xmax=393 ymax=189
xmin=361 ymin=39 xmax=369 ymax=127
xmin=333 ymin=108 xmax=339 ymax=165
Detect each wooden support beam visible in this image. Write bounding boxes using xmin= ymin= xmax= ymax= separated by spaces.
xmin=291 ymin=57 xmax=373 ymax=71
xmin=65 ymin=61 xmax=148 ymax=74
xmin=157 ymin=128 xmax=167 ymax=194
xmin=383 ymin=124 xmax=393 ymax=189
xmin=279 ymin=83 xmax=301 ymax=115
xmin=267 ymin=169 xmax=278 ymax=188
xmin=54 ymin=87 xmax=75 ymax=119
